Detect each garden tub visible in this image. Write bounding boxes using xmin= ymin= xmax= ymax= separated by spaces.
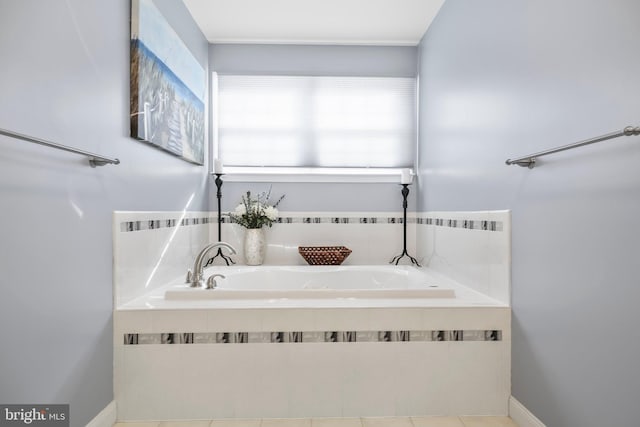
xmin=164 ymin=265 xmax=456 ymax=300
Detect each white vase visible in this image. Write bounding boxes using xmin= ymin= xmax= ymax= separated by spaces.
xmin=244 ymin=228 xmax=266 ymax=265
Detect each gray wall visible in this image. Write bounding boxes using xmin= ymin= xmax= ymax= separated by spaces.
xmin=0 ymin=1 xmax=209 ymax=425
xmin=417 ymin=1 xmax=640 ymax=426
xmin=210 ymin=43 xmax=417 ymax=77
xmin=210 ymin=44 xmax=418 ymax=212
xmin=215 ymin=181 xmax=413 ymax=213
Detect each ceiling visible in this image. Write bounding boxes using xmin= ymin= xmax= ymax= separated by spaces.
xmin=183 ymin=0 xmax=445 ymax=46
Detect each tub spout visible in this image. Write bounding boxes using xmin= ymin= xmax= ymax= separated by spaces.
xmin=189 ymin=242 xmax=236 ymax=287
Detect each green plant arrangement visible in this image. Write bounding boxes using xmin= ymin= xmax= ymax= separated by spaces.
xmin=229 ymin=189 xmax=285 ymax=229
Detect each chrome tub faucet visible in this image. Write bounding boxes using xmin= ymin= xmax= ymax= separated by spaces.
xmin=186 ymin=242 xmax=236 ymax=288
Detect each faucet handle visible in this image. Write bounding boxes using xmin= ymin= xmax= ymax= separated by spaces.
xmin=186 ymin=269 xmax=193 ymax=284
xmin=206 ymin=274 xmax=226 ymax=290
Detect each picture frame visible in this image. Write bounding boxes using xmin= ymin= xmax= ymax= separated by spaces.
xmin=130 ymin=0 xmax=205 ymax=164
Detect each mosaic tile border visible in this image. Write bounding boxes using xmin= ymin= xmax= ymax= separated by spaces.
xmin=416 ymin=217 xmax=503 ymax=232
xmin=124 ymin=329 xmax=502 ymax=345
xmin=120 ymin=216 xmax=215 ymax=232
xmin=269 ymin=216 xmax=407 ymax=224
xmin=119 ymin=215 xmax=503 ymax=232
xmin=209 ymin=216 xmax=411 ymax=225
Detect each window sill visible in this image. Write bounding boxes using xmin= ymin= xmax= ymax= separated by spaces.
xmin=212 ymin=167 xmax=413 ymax=183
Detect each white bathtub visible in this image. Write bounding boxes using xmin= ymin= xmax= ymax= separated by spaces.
xmin=116 ymin=264 xmax=510 ymax=420
xmin=164 ymin=265 xmax=456 ymax=300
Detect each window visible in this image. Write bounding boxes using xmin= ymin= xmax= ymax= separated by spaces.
xmin=215 ymin=75 xmax=416 ymax=170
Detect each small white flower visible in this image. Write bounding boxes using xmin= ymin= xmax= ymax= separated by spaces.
xmin=231 ymin=189 xmax=284 ymax=228
xmin=264 ymin=206 xmax=278 ymax=220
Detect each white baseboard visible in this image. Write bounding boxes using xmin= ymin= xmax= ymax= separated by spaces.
xmin=509 ymin=396 xmax=545 ymax=427
xmin=86 ymin=401 xmax=116 ymax=427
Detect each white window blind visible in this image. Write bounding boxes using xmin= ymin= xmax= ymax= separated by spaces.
xmin=216 ymin=75 xmax=416 ymax=168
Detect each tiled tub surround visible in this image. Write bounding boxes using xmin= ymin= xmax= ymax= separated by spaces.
xmin=113 ymin=211 xmax=417 ymax=305
xmin=113 ymin=211 xmax=215 ymax=306
xmin=210 ymin=212 xmax=418 ymax=266
xmin=114 ymin=268 xmax=510 ymax=420
xmin=113 ymin=210 xmax=509 ymax=304
xmin=115 ymin=305 xmax=510 ymax=421
xmin=416 ymin=211 xmax=511 ymax=305
xmin=113 ymin=210 xmax=511 ymax=421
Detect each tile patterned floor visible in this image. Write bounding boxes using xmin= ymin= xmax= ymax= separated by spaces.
xmin=114 ymin=416 xmax=519 ymax=427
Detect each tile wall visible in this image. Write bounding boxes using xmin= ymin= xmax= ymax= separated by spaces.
xmin=114 ymin=307 xmax=511 ymax=420
xmin=113 ymin=211 xmax=417 ymax=306
xmin=113 ymin=211 xmax=213 ymax=306
xmin=113 ymin=209 xmax=510 ymax=306
xmin=211 ymin=212 xmax=418 ymax=266
xmin=114 ymin=210 xmax=511 ymax=305
xmin=113 ymin=209 xmax=511 ymax=421
xmin=416 ymin=211 xmax=511 ymax=305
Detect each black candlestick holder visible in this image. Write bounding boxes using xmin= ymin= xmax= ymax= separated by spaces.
xmin=390 ymin=183 xmax=421 ymax=266
xmin=205 ymin=173 xmax=235 ymax=267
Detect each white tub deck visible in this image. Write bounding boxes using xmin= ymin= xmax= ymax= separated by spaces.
xmin=118 ymin=265 xmax=507 ymax=310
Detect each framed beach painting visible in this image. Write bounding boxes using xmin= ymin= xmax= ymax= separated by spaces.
xmin=130 ymin=0 xmax=205 ymax=164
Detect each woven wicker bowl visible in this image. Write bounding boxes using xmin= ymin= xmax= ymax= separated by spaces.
xmin=298 ymin=246 xmax=352 ymax=265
